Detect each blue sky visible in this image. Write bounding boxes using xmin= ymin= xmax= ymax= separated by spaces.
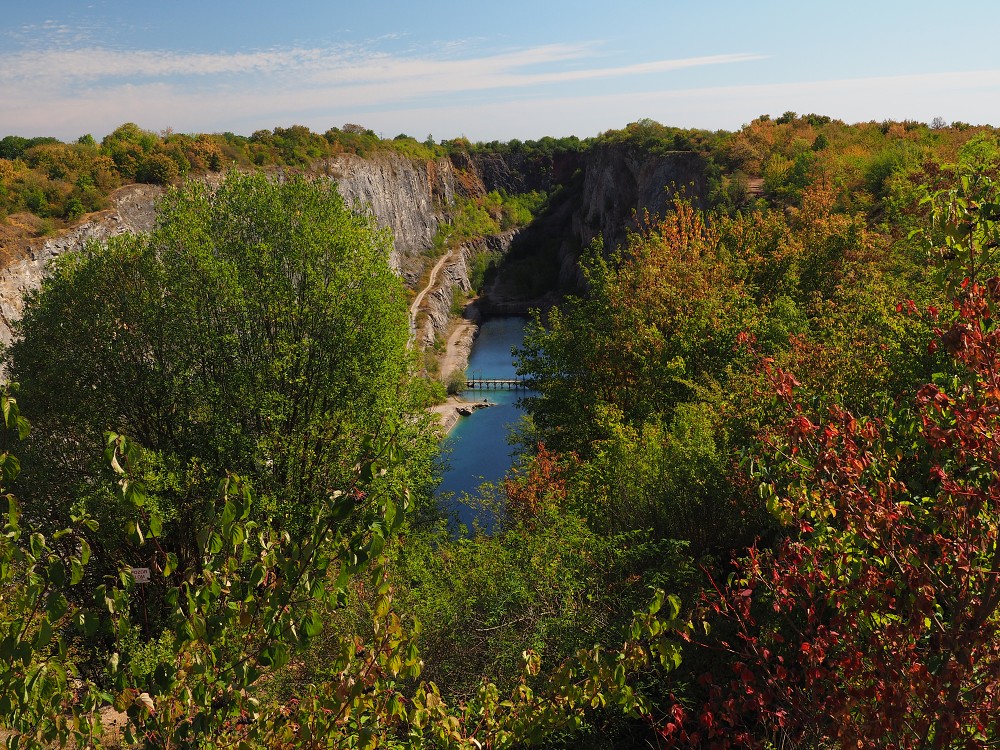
xmin=4 ymin=0 xmax=1000 ymax=142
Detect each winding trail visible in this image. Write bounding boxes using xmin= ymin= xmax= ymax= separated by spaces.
xmin=409 ymin=247 xmax=483 ymax=434
xmin=408 ymin=248 xmax=454 ymax=338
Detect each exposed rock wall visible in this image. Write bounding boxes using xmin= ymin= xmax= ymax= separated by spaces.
xmin=572 ymin=146 xmax=707 ymax=256
xmin=483 ymin=145 xmax=708 ymax=302
xmin=0 ymin=184 xmax=162 ymax=350
xmin=316 ymin=152 xmax=466 ymax=286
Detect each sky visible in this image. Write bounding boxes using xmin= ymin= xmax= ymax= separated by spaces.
xmin=4 ymin=0 xmax=1000 ymax=143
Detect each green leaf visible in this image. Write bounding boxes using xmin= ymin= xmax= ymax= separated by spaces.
xmin=70 ymin=559 xmax=84 ymax=585
xmin=667 ymin=594 xmax=682 ymax=620
xmin=47 ymin=558 xmax=66 ymax=587
xmin=125 ymin=519 xmax=144 ymax=546
xmin=34 ymin=620 xmax=53 ymax=650
xmin=29 ymin=532 xmax=44 ymax=558
xmin=163 ymin=552 xmax=178 ymax=577
xmin=301 ymin=612 xmax=324 ymax=638
xmin=209 ymin=532 xmax=224 ymax=555
xmin=80 ymin=537 xmax=91 ymax=564
xmin=46 ymin=592 xmax=68 ymax=621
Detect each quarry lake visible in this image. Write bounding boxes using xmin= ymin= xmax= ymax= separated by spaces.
xmin=436 ymin=316 xmax=534 ymax=532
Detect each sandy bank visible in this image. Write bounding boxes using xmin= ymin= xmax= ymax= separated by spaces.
xmin=429 ymin=394 xmax=496 ymax=435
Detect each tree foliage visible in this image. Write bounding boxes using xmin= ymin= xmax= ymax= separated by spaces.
xmin=0 ymin=393 xmax=690 ymax=749
xmin=7 ymin=171 xmax=434 ymax=586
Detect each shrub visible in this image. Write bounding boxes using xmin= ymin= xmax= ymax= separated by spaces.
xmin=446 ymin=368 xmax=467 ymax=395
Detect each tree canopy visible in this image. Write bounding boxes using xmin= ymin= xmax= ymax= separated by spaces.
xmin=7 ymin=170 xmax=435 ymax=570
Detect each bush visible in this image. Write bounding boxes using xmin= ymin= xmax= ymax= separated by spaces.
xmin=446 ymin=368 xmax=467 ymax=395
xmin=137 ymin=153 xmax=179 ymax=184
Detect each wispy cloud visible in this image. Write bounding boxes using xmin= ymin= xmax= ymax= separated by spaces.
xmin=0 ymin=42 xmax=769 ymax=138
xmin=7 ymin=64 xmax=1000 ymax=143
xmin=1 ymin=46 xmax=333 ymax=82
xmin=1 ymin=42 xmax=763 ymax=92
xmin=5 ymin=18 xmax=107 ymax=50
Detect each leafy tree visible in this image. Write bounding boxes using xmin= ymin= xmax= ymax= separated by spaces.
xmin=0 ymin=135 xmax=30 ymax=161
xmin=0 ymin=387 xmax=108 ymax=750
xmin=663 ymin=183 xmax=1000 ymax=749
xmin=7 ymin=171 xmax=436 ymax=584
xmin=135 ymin=152 xmax=179 ymax=184
xmin=518 ymin=198 xmax=759 ymax=457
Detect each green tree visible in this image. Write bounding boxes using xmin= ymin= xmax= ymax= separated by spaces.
xmin=7 ymin=171 xmax=436 ymax=582
xmin=518 ymin=199 xmax=759 ymax=457
xmin=136 ymin=152 xmax=179 ymax=184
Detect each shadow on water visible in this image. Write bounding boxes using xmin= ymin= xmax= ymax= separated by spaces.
xmin=436 ymin=317 xmax=535 ymax=535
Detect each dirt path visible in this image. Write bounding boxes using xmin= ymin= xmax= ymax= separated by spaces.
xmin=409 ymin=248 xmax=454 ymax=336
xmin=440 ymin=316 xmax=478 ymax=378
xmin=409 ymin=250 xmax=486 ymax=434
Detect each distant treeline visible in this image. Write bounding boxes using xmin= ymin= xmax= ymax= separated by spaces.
xmin=2 ymin=114 xmax=998 ymax=232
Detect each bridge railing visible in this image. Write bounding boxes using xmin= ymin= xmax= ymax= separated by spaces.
xmin=464 ymin=378 xmax=528 ymax=390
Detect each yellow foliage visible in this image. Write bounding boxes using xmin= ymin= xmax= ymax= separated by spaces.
xmin=0 ymin=158 xmax=25 ymax=185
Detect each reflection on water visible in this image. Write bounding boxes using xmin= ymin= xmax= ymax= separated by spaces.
xmin=436 ymin=317 xmax=533 ymax=533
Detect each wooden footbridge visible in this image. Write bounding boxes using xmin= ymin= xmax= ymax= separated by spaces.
xmin=464 ymin=377 xmax=528 ymax=390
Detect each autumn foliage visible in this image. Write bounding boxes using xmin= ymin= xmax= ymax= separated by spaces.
xmin=662 ymin=281 xmax=1000 ymax=748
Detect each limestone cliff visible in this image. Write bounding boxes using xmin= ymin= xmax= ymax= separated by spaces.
xmin=479 ymin=144 xmax=708 ymax=309
xmin=0 ymin=154 xmax=472 ymax=353
xmin=572 ymin=146 xmax=706 ymax=255
xmin=315 ymin=152 xmax=464 ymax=286
xmin=0 ymin=184 xmax=163 ymax=350
xmin=0 ymin=142 xmax=708 ymax=364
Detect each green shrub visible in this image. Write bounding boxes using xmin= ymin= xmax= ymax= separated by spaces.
xmin=446 ymin=368 xmax=467 ymax=395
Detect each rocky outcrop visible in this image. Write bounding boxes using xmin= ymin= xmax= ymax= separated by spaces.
xmin=316 ymin=152 xmax=466 ymax=286
xmin=484 ymin=145 xmax=709 ymax=299
xmin=0 ymin=155 xmax=470 ymax=354
xmin=573 ymin=146 xmax=706 ymax=256
xmin=0 ymin=184 xmax=163 ymax=350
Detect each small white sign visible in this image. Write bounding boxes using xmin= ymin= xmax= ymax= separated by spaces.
xmin=131 ymin=567 xmax=151 ymax=584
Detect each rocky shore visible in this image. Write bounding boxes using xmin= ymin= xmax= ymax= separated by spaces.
xmin=428 ymin=394 xmax=494 ymax=434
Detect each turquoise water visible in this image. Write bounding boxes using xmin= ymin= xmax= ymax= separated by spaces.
xmin=437 ymin=317 xmax=532 ymax=533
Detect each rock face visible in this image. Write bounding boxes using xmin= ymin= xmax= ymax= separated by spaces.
xmin=317 ymin=152 xmax=463 ymax=286
xmin=0 ymin=143 xmax=708 ymax=360
xmin=0 ymin=184 xmax=163 ymax=350
xmin=572 ymin=146 xmax=706 ymax=255
xmin=473 ymin=145 xmax=708 ymax=308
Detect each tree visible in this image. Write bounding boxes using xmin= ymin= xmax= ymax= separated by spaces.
xmin=518 ymin=198 xmax=758 ymax=456
xmin=136 ymin=152 xmax=179 ymax=184
xmin=7 ymin=170 xmax=435 ymax=580
xmin=664 ymin=189 xmax=1000 ymax=748
xmin=667 ymin=292 xmax=1000 ymax=747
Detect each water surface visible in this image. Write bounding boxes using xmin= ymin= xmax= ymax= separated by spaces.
xmin=437 ymin=317 xmax=533 ymax=532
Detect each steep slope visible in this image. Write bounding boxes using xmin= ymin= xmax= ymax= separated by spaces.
xmin=0 ymin=143 xmax=709 ymax=366
xmin=0 ymin=183 xmax=163 ymax=350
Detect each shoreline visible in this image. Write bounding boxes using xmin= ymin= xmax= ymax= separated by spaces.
xmin=429 ymin=395 xmax=469 ymax=435
xmin=429 ymin=394 xmax=494 ymax=435
xmin=428 ymin=301 xmax=482 ymax=435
